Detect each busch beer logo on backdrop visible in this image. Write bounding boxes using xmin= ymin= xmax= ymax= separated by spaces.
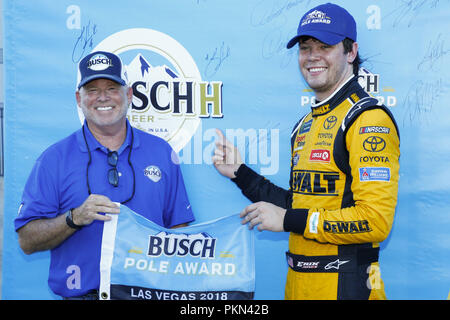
xmin=77 ymin=28 xmax=223 ymax=152
xmin=300 ymin=67 xmax=397 ymax=108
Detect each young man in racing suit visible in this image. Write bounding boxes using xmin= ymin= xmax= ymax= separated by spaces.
xmin=212 ymin=3 xmax=399 ymax=300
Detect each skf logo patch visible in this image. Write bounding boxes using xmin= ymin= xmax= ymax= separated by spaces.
xmin=144 ymin=165 xmax=162 ymax=182
xmin=309 ymin=149 xmax=330 ymax=163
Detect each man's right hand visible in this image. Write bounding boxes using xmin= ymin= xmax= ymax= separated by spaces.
xmin=211 ymin=129 xmax=243 ymax=179
xmin=71 ymin=194 xmax=120 ymax=226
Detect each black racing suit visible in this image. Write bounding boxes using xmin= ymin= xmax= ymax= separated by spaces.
xmin=232 ymin=76 xmax=400 ymax=299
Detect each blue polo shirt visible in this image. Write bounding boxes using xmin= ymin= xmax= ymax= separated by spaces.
xmin=15 ymin=120 xmax=195 ymax=297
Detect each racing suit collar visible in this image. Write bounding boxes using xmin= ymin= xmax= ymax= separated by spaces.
xmin=310 ymin=75 xmax=357 ymax=117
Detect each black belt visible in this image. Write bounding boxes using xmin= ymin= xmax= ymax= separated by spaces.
xmin=286 ymin=247 xmax=379 ymax=273
xmin=63 ymin=289 xmax=99 ymax=300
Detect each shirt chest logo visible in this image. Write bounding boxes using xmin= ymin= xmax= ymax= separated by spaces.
xmin=309 ymin=149 xmax=330 ymax=163
xmin=323 ymin=116 xmax=337 ymax=130
xmin=144 ymin=165 xmax=162 ymax=182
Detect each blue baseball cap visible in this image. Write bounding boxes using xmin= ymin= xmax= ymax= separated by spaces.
xmin=77 ymin=51 xmax=127 ymax=89
xmin=286 ymin=3 xmax=357 ymax=49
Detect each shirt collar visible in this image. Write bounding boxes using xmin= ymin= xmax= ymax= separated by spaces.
xmin=76 ymin=119 xmax=140 ymax=154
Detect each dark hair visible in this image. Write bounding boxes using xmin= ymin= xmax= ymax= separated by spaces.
xmin=342 ymin=38 xmax=362 ymax=76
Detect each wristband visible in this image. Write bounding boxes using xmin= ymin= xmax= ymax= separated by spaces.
xmin=65 ymin=209 xmax=83 ymax=230
xmin=233 ymin=164 xmax=243 ymax=179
